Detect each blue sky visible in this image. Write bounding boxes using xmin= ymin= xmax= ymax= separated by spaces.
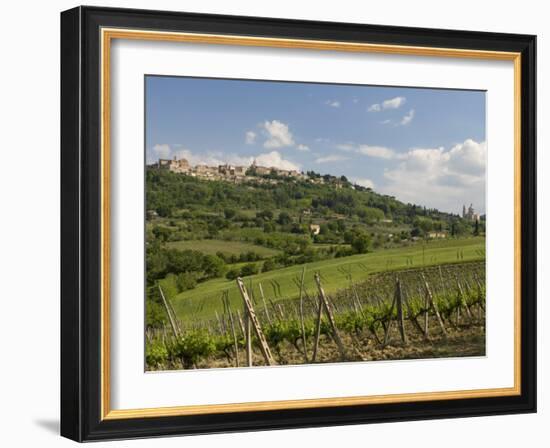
xmin=146 ymin=76 xmax=486 ymax=214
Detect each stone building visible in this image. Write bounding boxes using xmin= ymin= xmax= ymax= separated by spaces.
xmin=157 ymin=156 xmax=190 ymax=173
xmin=218 ymin=164 xmax=246 ymax=177
xmin=462 ymin=203 xmax=480 ymax=222
xmin=309 ymin=224 xmax=321 ymax=236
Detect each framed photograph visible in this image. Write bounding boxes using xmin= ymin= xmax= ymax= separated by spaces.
xmin=61 ymin=6 xmax=536 ymax=442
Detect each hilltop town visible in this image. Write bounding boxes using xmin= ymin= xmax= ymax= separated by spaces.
xmin=152 ymin=156 xmax=346 ymax=187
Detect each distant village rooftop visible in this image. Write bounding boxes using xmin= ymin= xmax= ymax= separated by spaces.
xmin=153 ymin=156 xmax=312 ymax=184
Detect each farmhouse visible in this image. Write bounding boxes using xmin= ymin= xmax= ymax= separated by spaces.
xmin=309 ymin=224 xmax=321 ymax=236
xmin=428 ymin=231 xmax=447 ymax=239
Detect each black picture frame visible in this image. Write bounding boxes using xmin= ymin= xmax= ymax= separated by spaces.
xmin=61 ymin=5 xmax=536 ymax=442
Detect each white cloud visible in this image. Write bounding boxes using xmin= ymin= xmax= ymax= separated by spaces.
xmin=147 ymin=143 xmax=172 ymax=164
xmin=400 ymin=109 xmax=415 ymax=126
xmin=254 ymin=151 xmax=300 ymax=171
xmin=357 ymin=145 xmax=397 ymax=159
xmin=149 ymin=144 xmax=210 ymax=166
xmin=174 ymin=148 xmax=225 ymax=167
xmin=336 ymin=143 xmax=355 ymax=152
xmin=368 ymin=96 xmax=406 ymax=112
xmin=383 ymin=96 xmax=406 ymax=109
xmin=352 ymin=178 xmax=375 ymax=189
xmin=380 ymin=119 xmax=391 ymax=125
xmin=262 ymin=120 xmax=295 ymax=148
xmin=380 ymin=139 xmax=486 ymax=213
xmin=337 ymin=142 xmax=401 ymax=160
xmin=315 ymin=154 xmax=349 ymax=164
xmin=332 ymin=138 xmax=486 ymax=212
xmin=245 ymin=131 xmax=256 ymax=144
xmin=325 ymin=100 xmax=341 ymax=108
xmin=296 ymin=144 xmax=310 ymax=152
xmin=447 ymin=139 xmax=486 ymax=175
xmin=152 ymin=144 xmax=171 ymax=159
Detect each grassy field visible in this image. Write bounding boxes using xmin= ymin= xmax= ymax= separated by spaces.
xmin=171 ymin=236 xmax=485 ymax=320
xmin=166 ymin=239 xmax=280 ymax=257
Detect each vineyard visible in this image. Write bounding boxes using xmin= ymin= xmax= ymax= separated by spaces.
xmin=146 ymin=260 xmax=486 ymax=370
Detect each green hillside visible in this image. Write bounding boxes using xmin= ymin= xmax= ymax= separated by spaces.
xmin=172 ymin=237 xmax=485 ymax=320
xmin=145 ymin=168 xmax=486 ymax=328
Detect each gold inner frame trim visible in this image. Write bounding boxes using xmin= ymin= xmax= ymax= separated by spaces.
xmin=100 ymin=27 xmax=522 ymax=421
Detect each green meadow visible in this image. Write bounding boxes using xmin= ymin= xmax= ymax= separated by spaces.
xmin=171 ymin=236 xmax=485 ymax=320
xmin=166 ymin=239 xmax=280 ymax=257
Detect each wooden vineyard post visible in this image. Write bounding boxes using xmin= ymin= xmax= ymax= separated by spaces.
xmin=404 ymin=291 xmax=429 ymax=341
xmin=277 ymin=303 xmax=285 ymax=319
xmin=472 ymin=272 xmax=486 ymax=313
xmin=456 ymin=278 xmax=473 ymax=321
xmin=423 ymin=285 xmax=429 ymax=338
xmin=314 ymin=273 xmax=347 ymax=361
xmin=395 ymin=278 xmax=408 ymax=344
xmin=166 ymin=290 xmax=182 ymax=334
xmin=421 ymin=273 xmax=447 ymax=337
xmin=258 ymin=282 xmax=272 ymax=324
xmin=382 ymin=292 xmax=397 ymax=347
xmin=235 ymin=310 xmax=246 ymax=337
xmin=228 ymin=309 xmax=240 ymax=368
xmin=311 ymin=288 xmax=324 ymax=363
xmin=298 ymin=266 xmax=308 ymax=362
xmin=269 ymin=299 xmax=280 ymax=322
xmin=223 ymin=292 xmax=240 ymax=368
xmin=158 ymin=285 xmax=180 ymax=339
xmin=236 ymin=278 xmax=276 ymax=366
xmin=352 ymin=283 xmax=364 ymax=315
xmin=214 ymin=310 xmax=223 ymax=333
xmin=244 ymin=302 xmax=252 ymax=366
xmin=473 ymin=273 xmax=484 ymax=321
xmin=383 ymin=278 xmax=408 ymax=346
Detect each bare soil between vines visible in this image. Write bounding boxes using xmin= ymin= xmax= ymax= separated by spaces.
xmin=151 ymin=321 xmax=485 ymax=371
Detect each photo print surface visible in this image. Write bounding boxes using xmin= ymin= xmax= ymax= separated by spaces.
xmin=144 ymin=76 xmax=486 ymax=371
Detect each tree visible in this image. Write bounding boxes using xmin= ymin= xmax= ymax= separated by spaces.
xmin=156 ymin=204 xmax=173 ymax=218
xmin=350 ymin=231 xmax=371 ymax=254
xmin=223 ymin=208 xmax=236 ymax=219
xmin=256 ymin=209 xmax=274 ymax=221
xmin=152 ymin=226 xmax=171 ymax=242
xmin=453 ymin=219 xmax=471 ymax=236
xmin=226 ymin=268 xmax=240 ymax=280
xmin=357 ymin=206 xmax=384 ymax=224
xmin=262 ymin=259 xmax=276 ymax=272
xmin=202 ymin=255 xmax=226 ymax=279
xmin=263 ymin=222 xmax=275 ymax=233
xmin=412 ymin=216 xmax=434 ymax=237
xmin=176 ymin=272 xmax=198 ymax=291
xmin=146 ymin=298 xmax=166 ymax=329
xmin=290 ymin=223 xmax=306 ymax=234
xmin=240 ymin=263 xmax=259 ymax=277
xmin=277 ymin=211 xmax=292 ymax=225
